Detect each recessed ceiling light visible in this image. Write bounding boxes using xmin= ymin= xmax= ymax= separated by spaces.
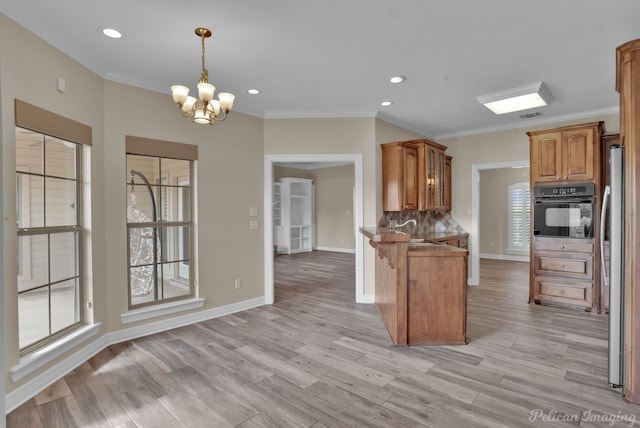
xmin=247 ymin=89 xmax=260 ymax=95
xmin=389 ymin=75 xmax=406 ymax=84
xmin=380 ymin=101 xmax=393 ymax=107
xmin=101 ymin=28 xmax=122 ymax=39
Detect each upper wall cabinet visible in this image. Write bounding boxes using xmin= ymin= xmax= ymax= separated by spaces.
xmin=382 ymin=139 xmax=450 ymax=211
xmin=382 ymin=142 xmax=419 ymax=211
xmin=528 ymin=122 xmax=603 ymax=183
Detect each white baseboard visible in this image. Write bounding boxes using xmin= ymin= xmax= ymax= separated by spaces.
xmin=360 ymin=293 xmax=375 ymax=304
xmin=314 ymin=246 xmax=355 ymax=254
xmin=479 ymin=252 xmax=529 ymax=263
xmin=5 ymin=296 xmax=266 ymax=414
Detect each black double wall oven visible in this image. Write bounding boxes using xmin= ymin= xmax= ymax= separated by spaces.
xmin=533 ymin=182 xmax=595 ymax=239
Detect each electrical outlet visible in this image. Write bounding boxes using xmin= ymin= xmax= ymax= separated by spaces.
xmin=234 ymin=279 xmax=242 ymax=289
xmin=250 ymin=220 xmax=259 ymax=230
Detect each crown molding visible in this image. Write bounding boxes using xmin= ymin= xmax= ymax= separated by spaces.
xmin=263 ymin=109 xmax=378 ymax=119
xmin=436 ymin=105 xmax=620 ymax=140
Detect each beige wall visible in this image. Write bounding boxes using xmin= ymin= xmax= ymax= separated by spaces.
xmin=2 ymin=13 xmax=264 ymax=394
xmin=479 ymin=167 xmax=530 ymax=256
xmin=275 ymin=165 xmax=355 ymax=250
xmin=310 ymin=165 xmax=355 ymax=250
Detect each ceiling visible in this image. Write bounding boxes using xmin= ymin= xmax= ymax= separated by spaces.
xmin=2 ymin=0 xmax=639 ymax=139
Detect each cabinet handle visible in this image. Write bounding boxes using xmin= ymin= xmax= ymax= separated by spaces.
xmin=560 ymin=245 xmax=565 ymax=249
xmin=560 ymin=289 xmax=565 ymax=294
xmin=560 ymin=264 xmax=565 ymax=268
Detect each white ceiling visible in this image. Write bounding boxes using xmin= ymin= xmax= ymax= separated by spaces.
xmin=2 ymin=0 xmax=639 ymax=139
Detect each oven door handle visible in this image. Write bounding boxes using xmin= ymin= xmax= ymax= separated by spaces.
xmin=534 ymin=198 xmax=594 ymax=204
xmin=600 ymin=185 xmax=610 ymax=288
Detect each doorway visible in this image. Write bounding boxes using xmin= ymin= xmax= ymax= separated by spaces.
xmin=263 ymin=154 xmax=364 ymax=304
xmin=470 ymin=160 xmax=529 ymax=285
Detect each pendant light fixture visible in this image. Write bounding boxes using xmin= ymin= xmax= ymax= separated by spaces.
xmin=171 ymin=27 xmax=235 ymax=125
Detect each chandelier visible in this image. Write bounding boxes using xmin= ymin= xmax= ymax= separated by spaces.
xmin=171 ymin=27 xmax=235 ymax=125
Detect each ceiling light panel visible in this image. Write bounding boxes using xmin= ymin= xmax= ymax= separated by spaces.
xmin=477 ymin=82 xmax=553 ymax=115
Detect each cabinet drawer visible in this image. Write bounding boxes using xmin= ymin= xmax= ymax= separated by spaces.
xmin=534 ymin=238 xmax=593 ymax=253
xmin=534 ymin=253 xmax=592 ymax=279
xmin=533 ymin=277 xmax=592 ymax=309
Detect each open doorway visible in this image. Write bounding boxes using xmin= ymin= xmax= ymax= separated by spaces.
xmin=263 ymin=154 xmax=364 ymax=304
xmin=469 ymin=160 xmax=529 ymax=285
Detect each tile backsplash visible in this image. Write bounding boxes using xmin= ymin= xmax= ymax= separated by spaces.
xmin=378 ymin=211 xmax=466 ymax=235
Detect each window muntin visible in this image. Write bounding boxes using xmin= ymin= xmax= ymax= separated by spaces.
xmin=16 ymin=126 xmax=82 ymax=352
xmin=508 ymin=182 xmax=531 ymax=252
xmin=126 ymin=154 xmax=193 ymax=308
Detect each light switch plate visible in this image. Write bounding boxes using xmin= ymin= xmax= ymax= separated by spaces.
xmin=250 ymin=220 xmax=259 ymax=230
xmin=249 ymin=207 xmax=258 ymax=217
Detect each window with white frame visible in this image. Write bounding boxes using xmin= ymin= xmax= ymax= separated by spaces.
xmin=125 ymin=136 xmax=197 ymax=309
xmin=507 ymin=182 xmax=531 ymax=253
xmin=15 ymin=127 xmax=83 ymax=353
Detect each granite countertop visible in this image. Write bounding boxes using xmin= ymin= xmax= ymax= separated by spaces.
xmin=359 ymin=227 xmax=411 ymax=243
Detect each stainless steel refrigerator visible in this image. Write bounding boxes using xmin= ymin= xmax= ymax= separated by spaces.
xmin=600 ymin=144 xmax=624 ymax=388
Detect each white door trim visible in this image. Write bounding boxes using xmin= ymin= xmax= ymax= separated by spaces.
xmin=264 ymin=154 xmax=364 ymax=303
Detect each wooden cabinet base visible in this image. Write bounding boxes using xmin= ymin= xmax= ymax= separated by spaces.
xmin=407 ymin=253 xmax=467 ymax=345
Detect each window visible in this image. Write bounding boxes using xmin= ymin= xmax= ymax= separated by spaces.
xmin=125 ymin=136 xmax=197 ymax=309
xmin=15 ymin=127 xmax=82 ymax=352
xmin=507 ymin=182 xmax=531 ymax=253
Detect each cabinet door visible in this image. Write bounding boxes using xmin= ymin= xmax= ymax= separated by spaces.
xmin=422 ymin=144 xmax=444 ymax=209
xmin=443 ymin=155 xmax=452 ymax=211
xmin=563 ymin=128 xmax=595 ymax=181
xmin=403 ymin=146 xmax=419 ymax=210
xmin=531 ymin=132 xmax=563 ymax=182
xmin=382 ymin=144 xmax=418 ymax=211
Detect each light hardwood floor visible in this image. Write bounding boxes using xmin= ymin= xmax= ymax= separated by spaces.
xmin=7 ymin=253 xmax=639 ymax=427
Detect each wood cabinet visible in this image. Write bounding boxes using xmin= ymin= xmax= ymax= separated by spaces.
xmin=443 ymin=155 xmax=452 ymax=211
xmin=616 ymin=38 xmax=640 ymax=402
xmin=531 ymin=237 xmax=594 ymax=310
xmin=528 ymin=122 xmax=603 ymax=183
xmin=382 ymin=143 xmax=419 ymax=211
xmin=382 ymin=139 xmax=450 ymax=211
xmin=276 ymin=177 xmax=315 ymax=254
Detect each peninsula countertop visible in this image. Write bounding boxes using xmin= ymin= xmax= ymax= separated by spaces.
xmin=359 ymin=227 xmax=468 ymax=254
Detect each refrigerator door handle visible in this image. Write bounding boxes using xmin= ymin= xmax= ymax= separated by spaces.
xmin=600 ymin=185 xmax=611 ymax=287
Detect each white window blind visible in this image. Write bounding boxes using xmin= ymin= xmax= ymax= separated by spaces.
xmin=508 ymin=182 xmax=531 ymax=253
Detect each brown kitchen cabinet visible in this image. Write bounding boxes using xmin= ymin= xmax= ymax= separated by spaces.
xmin=528 ymin=122 xmax=603 ymax=183
xmin=442 ymin=155 xmax=452 ymax=211
xmin=382 ymin=139 xmax=450 ymax=211
xmin=530 ymin=237 xmax=594 ymax=311
xmin=382 ymin=142 xmax=419 ymax=211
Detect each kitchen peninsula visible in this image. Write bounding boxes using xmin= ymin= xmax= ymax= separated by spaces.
xmin=360 ymin=227 xmax=468 ymax=346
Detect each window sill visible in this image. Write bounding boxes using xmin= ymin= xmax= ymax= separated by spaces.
xmin=120 ymin=297 xmax=205 ymax=324
xmin=10 ymin=323 xmax=101 ymax=382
